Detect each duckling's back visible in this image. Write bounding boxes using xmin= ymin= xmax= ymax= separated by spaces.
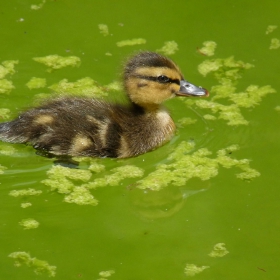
xmin=0 ymin=97 xmax=175 ymax=158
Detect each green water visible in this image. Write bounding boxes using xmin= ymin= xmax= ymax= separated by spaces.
xmin=1 ymin=0 xmax=280 ymax=279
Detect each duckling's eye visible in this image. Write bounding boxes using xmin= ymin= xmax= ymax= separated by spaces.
xmin=157 ymin=75 xmax=170 ymax=83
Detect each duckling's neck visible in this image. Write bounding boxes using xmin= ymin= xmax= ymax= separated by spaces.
xmin=131 ymin=101 xmax=161 ymax=114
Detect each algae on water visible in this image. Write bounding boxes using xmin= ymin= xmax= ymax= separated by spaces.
xmin=116 ymin=38 xmax=146 ymax=47
xmin=137 ymin=142 xmax=260 ymax=191
xmin=269 ymin=38 xmax=280 ymax=49
xmin=184 ymin=263 xmax=209 ymax=277
xmin=208 ymin=243 xmax=229 ymax=258
xmin=98 ymin=24 xmax=109 ymax=36
xmin=26 ymin=77 xmax=46 ymax=89
xmin=33 ymin=55 xmax=81 ymax=71
xmin=9 ymin=188 xmax=42 ymax=197
xmin=0 ymin=79 xmax=15 ymax=94
xmin=99 ymin=270 xmax=115 ymax=277
xmin=48 ymin=77 xmax=108 ymax=98
xmin=198 ymin=41 xmax=217 ymax=56
xmin=9 ymin=251 xmax=56 ymax=277
xmin=42 ymin=164 xmax=143 ymax=206
xmin=193 ymin=53 xmax=275 ymax=126
xmin=19 ymin=218 xmax=40 ymax=230
xmin=156 ymin=41 xmax=179 ymax=55
xmin=266 ymin=25 xmax=278 ymax=34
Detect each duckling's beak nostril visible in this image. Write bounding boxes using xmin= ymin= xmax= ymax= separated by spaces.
xmin=177 ymin=80 xmax=209 ymax=97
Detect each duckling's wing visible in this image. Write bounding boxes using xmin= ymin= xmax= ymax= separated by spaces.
xmin=0 ymin=97 xmax=122 ymax=157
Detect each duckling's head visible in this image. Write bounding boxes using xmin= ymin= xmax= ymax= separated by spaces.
xmin=124 ymin=51 xmax=208 ymax=109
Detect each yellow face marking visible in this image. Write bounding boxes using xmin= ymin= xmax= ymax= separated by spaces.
xmin=70 ymin=135 xmax=92 ymax=153
xmin=134 ymin=67 xmax=183 ymax=81
xmin=33 ymin=115 xmax=54 ymax=125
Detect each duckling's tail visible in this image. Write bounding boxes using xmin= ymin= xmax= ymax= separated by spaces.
xmin=0 ymin=121 xmax=29 ymax=143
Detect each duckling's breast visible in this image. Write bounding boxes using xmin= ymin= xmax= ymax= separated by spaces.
xmin=117 ymin=108 xmax=175 ymax=158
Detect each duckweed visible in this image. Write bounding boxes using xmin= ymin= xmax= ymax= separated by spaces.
xmin=198 ymin=56 xmax=254 ymax=78
xmin=19 ymin=218 xmax=40 ymax=230
xmin=42 ymin=164 xmax=143 ymax=206
xmin=31 ymin=0 xmax=46 ymax=10
xmin=198 ymin=41 xmax=217 ymax=56
xmin=26 ymin=77 xmax=46 ymax=89
xmin=203 ymin=114 xmax=217 ymax=120
xmin=98 ymin=24 xmax=109 ymax=36
xmin=116 ymin=38 xmax=146 ymax=47
xmin=0 ymin=143 xmax=16 ymax=155
xmin=33 ymin=55 xmax=81 ymax=71
xmin=266 ymin=25 xmax=278 ymax=34
xmin=208 ymin=243 xmax=229 ymax=258
xmin=192 ymin=55 xmax=275 ymax=126
xmin=9 ymin=251 xmax=56 ymax=277
xmin=177 ymin=117 xmax=197 ymax=126
xmin=99 ymin=270 xmax=115 ymax=277
xmin=156 ymin=41 xmax=179 ymax=55
xmin=64 ymin=186 xmax=98 ymax=206
xmin=21 ymin=202 xmax=32 ymax=208
xmin=136 ymin=142 xmax=259 ymax=191
xmin=0 ymin=79 xmax=15 ymax=94
xmin=184 ymin=263 xmax=209 ymax=277
xmin=84 ymin=165 xmax=144 ymax=189
xmin=0 ymin=164 xmax=7 ymax=174
xmin=9 ymin=188 xmax=42 ymax=197
xmin=0 ymin=108 xmax=11 ymax=119
xmin=49 ymin=77 xmax=108 ymax=97
xmin=269 ymin=38 xmax=280 ymax=49
xmin=0 ymin=60 xmax=18 ymax=79
xmin=42 ymin=165 xmax=92 ymax=194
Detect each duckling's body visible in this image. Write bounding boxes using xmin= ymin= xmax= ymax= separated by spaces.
xmin=0 ymin=52 xmax=208 ymax=158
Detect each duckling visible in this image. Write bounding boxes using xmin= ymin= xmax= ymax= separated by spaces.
xmin=0 ymin=51 xmax=208 ymax=158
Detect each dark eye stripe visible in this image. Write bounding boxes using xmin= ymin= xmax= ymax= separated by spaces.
xmin=132 ymin=75 xmax=180 ymax=85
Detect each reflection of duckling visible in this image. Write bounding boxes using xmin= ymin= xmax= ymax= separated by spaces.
xmin=0 ymin=52 xmax=208 ymax=158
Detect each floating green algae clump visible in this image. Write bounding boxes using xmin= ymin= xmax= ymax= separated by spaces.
xmin=0 ymin=108 xmax=11 ymax=119
xmin=156 ymin=41 xmax=179 ymax=55
xmin=99 ymin=270 xmax=115 ymax=277
xmin=269 ymin=38 xmax=280 ymax=49
xmin=190 ymin=55 xmax=275 ymax=126
xmin=64 ymin=186 xmax=98 ymax=206
xmin=0 ymin=79 xmax=15 ymax=94
xmin=84 ymin=165 xmax=144 ymax=189
xmin=0 ymin=143 xmax=16 ymax=155
xmin=184 ymin=263 xmax=209 ymax=277
xmin=177 ymin=117 xmax=197 ymax=127
xmin=42 ymin=165 xmax=98 ymax=206
xmin=198 ymin=41 xmax=217 ymax=56
xmin=49 ymin=77 xmax=108 ymax=98
xmin=42 ymin=164 xmax=143 ymax=206
xmin=21 ymin=202 xmax=32 ymax=208
xmin=266 ymin=25 xmax=278 ymax=34
xmin=208 ymin=243 xmax=229 ymax=258
xmin=198 ymin=56 xmax=253 ymax=78
xmin=9 ymin=188 xmax=42 ymax=197
xmin=26 ymin=77 xmax=46 ymax=89
xmin=9 ymin=251 xmax=56 ymax=277
xmin=31 ymin=0 xmax=46 ymax=10
xmin=0 ymin=60 xmax=18 ymax=79
xmin=116 ymin=38 xmax=146 ymax=47
xmin=137 ymin=142 xmax=260 ymax=191
xmin=0 ymin=164 xmax=7 ymax=174
xmin=98 ymin=24 xmax=109 ymax=36
xmin=33 ymin=55 xmax=81 ymax=71
xmin=19 ymin=218 xmax=40 ymax=230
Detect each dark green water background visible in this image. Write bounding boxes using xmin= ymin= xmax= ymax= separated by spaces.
xmin=1 ymin=0 xmax=280 ymax=279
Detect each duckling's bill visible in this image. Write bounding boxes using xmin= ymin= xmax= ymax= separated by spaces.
xmin=177 ymin=80 xmax=209 ymax=97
